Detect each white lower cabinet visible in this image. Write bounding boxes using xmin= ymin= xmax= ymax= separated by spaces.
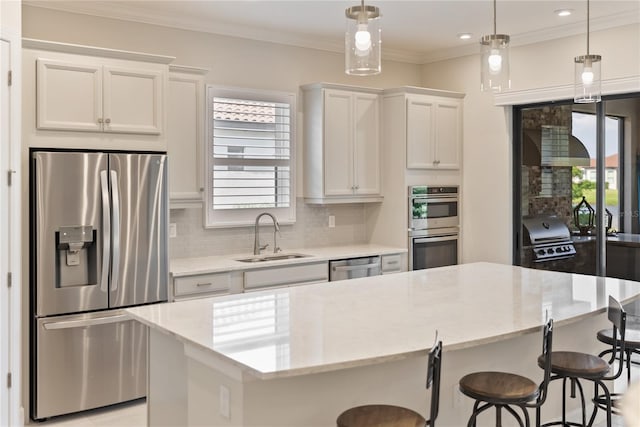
xmin=173 ymin=272 xmax=235 ymax=301
xmin=243 ymin=261 xmax=329 ymax=291
xmin=381 ymin=253 xmax=404 ymax=274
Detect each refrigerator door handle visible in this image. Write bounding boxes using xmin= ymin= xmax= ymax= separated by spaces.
xmin=110 ymin=170 xmax=121 ymax=292
xmin=42 ymin=314 xmax=130 ymax=330
xmin=100 ymin=170 xmax=111 ymax=293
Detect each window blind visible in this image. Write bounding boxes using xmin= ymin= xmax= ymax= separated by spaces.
xmin=212 ymin=97 xmax=291 ymax=210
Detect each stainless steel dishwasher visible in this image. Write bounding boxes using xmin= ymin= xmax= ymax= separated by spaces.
xmin=329 ymin=256 xmax=381 ymax=281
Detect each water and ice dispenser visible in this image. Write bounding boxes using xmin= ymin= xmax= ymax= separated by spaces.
xmin=55 ymin=225 xmax=98 ymax=287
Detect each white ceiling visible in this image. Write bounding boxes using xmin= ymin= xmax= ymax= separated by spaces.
xmin=24 ymin=0 xmax=640 ymax=64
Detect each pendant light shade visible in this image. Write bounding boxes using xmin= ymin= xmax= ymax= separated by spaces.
xmin=480 ymin=0 xmax=510 ymax=92
xmin=345 ymin=0 xmax=381 ymax=76
xmin=574 ymin=0 xmax=601 ymax=103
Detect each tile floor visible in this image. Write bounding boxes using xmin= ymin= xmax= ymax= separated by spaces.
xmin=29 ymin=400 xmax=146 ymax=427
xmin=27 ymin=398 xmax=628 ymax=427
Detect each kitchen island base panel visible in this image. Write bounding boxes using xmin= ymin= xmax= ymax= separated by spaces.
xmin=147 ymin=314 xmax=615 ymax=427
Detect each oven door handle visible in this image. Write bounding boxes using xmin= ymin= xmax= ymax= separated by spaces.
xmin=414 ymin=235 xmax=458 ymax=243
xmin=411 ymin=197 xmax=457 ymax=204
xmin=332 ymin=263 xmax=381 ymax=272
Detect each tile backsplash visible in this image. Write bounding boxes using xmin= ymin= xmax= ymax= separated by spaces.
xmin=169 ymin=199 xmax=368 ymax=259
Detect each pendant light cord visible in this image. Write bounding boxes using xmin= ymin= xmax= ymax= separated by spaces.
xmin=493 ymin=0 xmax=497 ymax=36
xmin=586 ymin=0 xmax=590 ymax=55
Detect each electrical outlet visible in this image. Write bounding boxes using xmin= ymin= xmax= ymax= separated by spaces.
xmin=219 ymin=385 xmax=230 ymax=419
xmin=169 ymin=223 xmax=177 ymax=238
xmin=328 ymin=215 xmax=335 ymax=228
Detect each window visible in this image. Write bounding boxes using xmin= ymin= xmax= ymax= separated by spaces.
xmin=205 ymin=86 xmax=296 ymax=227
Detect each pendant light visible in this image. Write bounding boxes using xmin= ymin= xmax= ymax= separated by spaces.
xmin=480 ymin=0 xmax=510 ymax=92
xmin=574 ymin=0 xmax=601 ymax=103
xmin=345 ymin=0 xmax=381 ymax=76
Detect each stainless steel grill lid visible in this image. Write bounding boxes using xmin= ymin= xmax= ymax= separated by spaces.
xmin=522 ymin=215 xmax=576 ymax=262
xmin=522 ymin=215 xmax=571 ymax=244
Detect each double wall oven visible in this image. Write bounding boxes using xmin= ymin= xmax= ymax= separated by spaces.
xmin=409 ymin=186 xmax=459 ymax=270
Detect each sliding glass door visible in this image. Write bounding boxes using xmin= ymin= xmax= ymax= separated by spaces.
xmin=513 ymin=93 xmax=640 ymax=279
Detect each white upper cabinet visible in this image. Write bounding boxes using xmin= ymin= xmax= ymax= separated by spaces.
xmin=405 ymin=92 xmax=463 ymax=169
xmin=103 ymin=65 xmax=164 ymax=134
xmin=36 ymin=60 xmax=103 ymax=132
xmin=167 ymin=65 xmax=207 ymax=208
xmin=37 ymin=58 xmax=164 ymax=134
xmin=24 ymin=39 xmax=174 ymax=152
xmin=303 ymin=83 xmax=382 ymax=204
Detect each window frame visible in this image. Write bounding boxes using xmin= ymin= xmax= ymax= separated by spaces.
xmin=204 ymin=85 xmax=296 ymax=228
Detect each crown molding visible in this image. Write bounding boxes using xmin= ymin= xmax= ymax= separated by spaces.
xmin=493 ymin=75 xmax=640 ymax=106
xmin=24 ymin=2 xmax=639 ymax=66
xmin=22 ymin=37 xmax=175 ymax=63
xmin=420 ymin=10 xmax=640 ymax=64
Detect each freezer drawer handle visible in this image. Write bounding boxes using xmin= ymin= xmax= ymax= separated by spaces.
xmin=100 ymin=170 xmax=111 ymax=293
xmin=42 ymin=314 xmax=131 ymax=330
xmin=332 ymin=263 xmax=380 ymax=272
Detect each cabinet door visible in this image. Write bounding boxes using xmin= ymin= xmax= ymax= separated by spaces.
xmin=406 ymin=96 xmax=436 ymax=169
xmin=323 ymin=90 xmax=354 ymax=196
xmin=353 ymin=93 xmax=380 ymax=195
xmin=167 ymin=73 xmax=204 ymax=207
xmin=434 ymin=101 xmax=462 ymax=169
xmin=103 ymin=66 xmax=163 ymax=134
xmin=36 ymin=59 xmax=103 ymax=132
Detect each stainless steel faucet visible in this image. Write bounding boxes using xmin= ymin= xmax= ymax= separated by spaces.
xmin=254 ymin=212 xmax=281 ymax=255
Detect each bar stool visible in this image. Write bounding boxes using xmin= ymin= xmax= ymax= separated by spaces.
xmin=336 ymin=336 xmax=442 ymax=427
xmin=591 ymin=312 xmax=640 ymax=416
xmin=458 ymin=318 xmax=554 ymax=427
xmin=537 ymin=296 xmax=626 ymax=427
xmin=596 ymin=326 xmax=640 ymax=383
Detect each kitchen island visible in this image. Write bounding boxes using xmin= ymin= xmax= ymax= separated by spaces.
xmin=126 ymin=262 xmax=640 ymax=426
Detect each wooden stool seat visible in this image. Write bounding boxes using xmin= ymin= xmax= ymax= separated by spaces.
xmin=459 ymin=371 xmax=539 ymax=404
xmin=336 ymin=404 xmax=427 ymax=427
xmin=597 ymin=328 xmax=640 ymax=349
xmin=537 ymin=351 xmax=609 ymax=380
xmin=459 ymin=319 xmax=554 ymax=427
xmin=537 ymin=297 xmax=627 ymax=427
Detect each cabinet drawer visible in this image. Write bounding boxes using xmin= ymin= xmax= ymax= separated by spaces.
xmin=381 ymin=254 xmax=403 ymax=274
xmin=174 ymin=272 xmax=230 ymax=297
xmin=244 ymin=261 xmax=328 ymax=291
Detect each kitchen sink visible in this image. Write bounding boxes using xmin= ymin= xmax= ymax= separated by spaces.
xmin=235 ymin=253 xmax=311 ymax=263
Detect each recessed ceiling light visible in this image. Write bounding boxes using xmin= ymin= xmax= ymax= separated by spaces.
xmin=555 ymin=9 xmax=573 ymax=17
xmin=458 ymin=33 xmax=472 ymax=40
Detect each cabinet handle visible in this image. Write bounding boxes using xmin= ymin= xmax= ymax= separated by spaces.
xmin=196 ymin=282 xmax=212 ymax=287
xmin=385 ymin=260 xmax=399 ymax=265
xmin=105 ymin=118 xmax=111 ymax=124
xmin=97 ymin=118 xmax=103 ymax=124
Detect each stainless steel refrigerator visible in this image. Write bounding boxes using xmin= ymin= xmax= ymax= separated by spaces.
xmin=30 ymin=150 xmax=168 ymax=420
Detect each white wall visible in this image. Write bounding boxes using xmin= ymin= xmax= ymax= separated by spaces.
xmin=421 ymin=24 xmax=640 ymax=264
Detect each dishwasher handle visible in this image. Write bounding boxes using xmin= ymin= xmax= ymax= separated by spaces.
xmin=332 ymin=262 xmax=381 ymax=272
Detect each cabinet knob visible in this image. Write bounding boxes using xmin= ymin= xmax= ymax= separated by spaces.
xmin=105 ymin=118 xmax=111 ymax=124
xmin=97 ymin=118 xmax=103 ymax=124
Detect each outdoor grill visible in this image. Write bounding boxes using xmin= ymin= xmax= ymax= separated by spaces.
xmin=522 ymin=215 xmax=576 ymax=262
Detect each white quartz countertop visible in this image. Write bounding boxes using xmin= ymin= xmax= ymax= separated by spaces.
xmin=127 ymin=262 xmax=640 ymax=380
xmin=170 ymin=244 xmax=407 ymax=277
